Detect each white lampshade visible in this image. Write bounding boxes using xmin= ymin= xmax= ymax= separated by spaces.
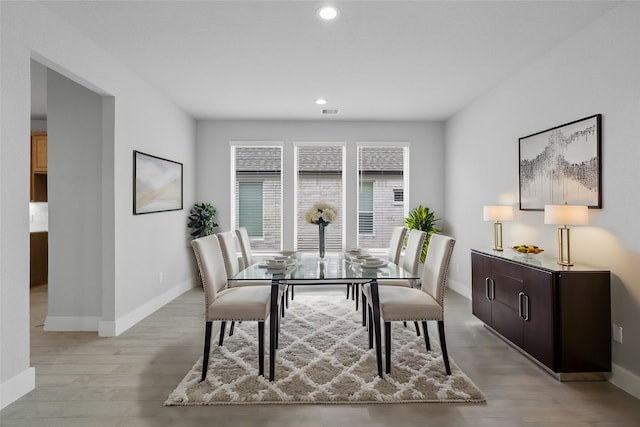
xmin=483 ymin=205 xmax=514 ymax=222
xmin=544 ymin=205 xmax=588 ymax=226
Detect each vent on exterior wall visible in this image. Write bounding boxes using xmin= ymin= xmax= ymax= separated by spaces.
xmin=321 ymin=109 xmax=340 ymax=115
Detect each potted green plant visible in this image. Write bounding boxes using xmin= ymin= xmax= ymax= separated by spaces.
xmin=404 ymin=205 xmax=441 ymax=262
xmin=187 ymin=202 xmax=219 ymax=239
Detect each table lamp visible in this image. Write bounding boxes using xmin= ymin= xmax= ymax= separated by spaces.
xmin=544 ymin=204 xmax=588 ymax=266
xmin=483 ymin=205 xmax=513 ymax=251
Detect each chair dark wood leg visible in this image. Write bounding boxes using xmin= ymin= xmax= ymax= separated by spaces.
xmin=361 ymin=293 xmax=367 ymax=326
xmin=346 ymin=284 xmax=351 ymax=299
xmin=368 ymin=305 xmax=374 ymax=349
xmin=285 ymin=285 xmax=290 ymax=308
xmin=281 ymin=293 xmax=286 ymax=318
xmin=229 ymin=321 xmax=235 ymax=336
xmin=370 ymin=280 xmax=383 ymax=378
xmin=403 ymin=321 xmax=407 ymax=327
xmin=422 ymin=321 xmax=431 ymax=351
xmin=269 ymin=280 xmax=279 ymax=381
xmin=276 ymin=301 xmax=281 ymax=349
xmin=291 ymin=284 xmax=295 ymax=300
xmin=201 ymin=321 xmax=212 ymax=382
xmin=385 ymin=321 xmax=391 ymax=374
xmin=355 ymin=284 xmax=359 ymax=310
xmin=218 ymin=321 xmax=226 ymax=346
xmin=438 ymin=321 xmax=452 ymax=375
xmin=414 ymin=321 xmax=421 ymax=336
xmin=258 ymin=321 xmax=265 ymax=376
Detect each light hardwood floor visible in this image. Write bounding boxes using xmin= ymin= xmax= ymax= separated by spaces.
xmin=1 ymin=284 xmax=639 ymax=426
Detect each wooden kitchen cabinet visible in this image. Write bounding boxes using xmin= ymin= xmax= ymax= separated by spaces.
xmin=30 ymin=231 xmax=48 ymax=287
xmin=471 ymin=249 xmax=611 ymax=380
xmin=31 ymin=132 xmax=48 ymax=172
xmin=30 ymin=132 xmax=48 ymax=202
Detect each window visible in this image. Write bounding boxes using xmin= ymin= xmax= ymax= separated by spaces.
xmin=359 ymin=181 xmax=374 ymax=234
xmin=357 ymin=145 xmax=408 ymax=249
xmin=231 ymin=145 xmax=282 ymax=251
xmin=393 ymin=189 xmax=404 ymax=203
xmin=295 ymin=145 xmax=344 ymax=251
xmin=238 ymin=182 xmax=263 ymax=237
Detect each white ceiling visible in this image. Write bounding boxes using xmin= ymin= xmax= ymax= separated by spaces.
xmin=41 ymin=1 xmax=618 ymax=121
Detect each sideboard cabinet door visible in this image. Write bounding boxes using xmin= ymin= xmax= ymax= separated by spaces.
xmin=471 ymin=252 xmax=492 ymax=325
xmin=522 ymin=267 xmax=555 ymax=370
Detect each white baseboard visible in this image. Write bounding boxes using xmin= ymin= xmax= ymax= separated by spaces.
xmin=0 ymin=367 xmax=35 ymax=410
xmin=44 ymin=315 xmax=101 ymax=331
xmin=609 ymin=362 xmax=640 ymax=400
xmin=98 ymin=278 xmax=195 ymax=337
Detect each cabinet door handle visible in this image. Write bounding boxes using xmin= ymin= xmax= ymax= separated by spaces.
xmin=518 ymin=292 xmax=530 ymax=321
xmin=485 ymin=278 xmax=495 ymax=300
xmin=518 ymin=292 xmax=525 ymax=319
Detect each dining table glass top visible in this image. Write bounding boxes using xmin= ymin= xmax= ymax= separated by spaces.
xmin=231 ymin=252 xmax=419 ymax=282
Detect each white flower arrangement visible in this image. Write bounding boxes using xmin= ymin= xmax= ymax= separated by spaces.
xmin=305 ymin=202 xmax=337 ymax=225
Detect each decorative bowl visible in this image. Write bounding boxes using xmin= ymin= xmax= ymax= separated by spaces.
xmin=511 ymin=245 xmax=543 ymax=258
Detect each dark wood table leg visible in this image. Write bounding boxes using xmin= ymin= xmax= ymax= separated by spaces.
xmin=370 ymin=278 xmax=383 ymax=378
xmin=269 ymin=278 xmax=279 ymax=381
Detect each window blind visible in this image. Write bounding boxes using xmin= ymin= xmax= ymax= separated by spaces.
xmin=359 ymin=181 xmax=374 ymax=234
xmin=231 ymin=145 xmax=282 ymax=251
xmin=296 ymin=145 xmax=344 ymax=251
xmin=238 ymin=182 xmax=263 ymax=237
xmin=357 ymin=146 xmax=407 ymax=249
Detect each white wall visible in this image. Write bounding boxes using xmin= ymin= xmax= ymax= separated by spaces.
xmin=445 ymin=2 xmax=640 ymax=396
xmin=196 ymin=120 xmax=445 ymax=250
xmin=46 ymin=69 xmax=104 ymax=329
xmin=0 ymin=2 xmax=196 ymax=408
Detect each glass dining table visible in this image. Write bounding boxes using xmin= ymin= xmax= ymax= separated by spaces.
xmin=230 ymin=252 xmax=419 ymax=381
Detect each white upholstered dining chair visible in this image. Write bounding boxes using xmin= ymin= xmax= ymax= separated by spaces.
xmin=236 ymin=227 xmax=294 ymax=309
xmin=364 ymin=233 xmax=456 ymax=375
xmin=360 ymin=229 xmax=425 ymax=328
xmin=349 ymin=226 xmax=408 ymax=309
xmin=219 ymin=230 xmax=287 ymax=335
xmin=217 ymin=230 xmax=246 ymax=282
xmin=382 ymin=228 xmax=425 ymax=288
xmin=235 ymin=227 xmax=254 ymax=269
xmin=191 ymin=234 xmax=272 ymax=381
xmin=218 ymin=230 xmax=279 ymax=334
xmin=387 ymin=225 xmax=408 ymax=264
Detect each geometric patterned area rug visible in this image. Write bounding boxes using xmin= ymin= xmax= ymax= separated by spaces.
xmin=165 ymin=294 xmax=486 ymax=405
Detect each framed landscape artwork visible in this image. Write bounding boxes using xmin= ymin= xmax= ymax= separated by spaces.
xmin=133 ymin=150 xmax=183 ymax=215
xmin=519 ymin=114 xmax=602 ymax=211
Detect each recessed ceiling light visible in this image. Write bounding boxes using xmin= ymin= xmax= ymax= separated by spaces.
xmin=317 ymin=6 xmax=339 ymax=21
xmin=315 ymin=98 xmax=328 ymax=105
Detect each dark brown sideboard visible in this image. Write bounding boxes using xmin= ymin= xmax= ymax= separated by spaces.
xmin=471 ymin=248 xmax=611 ymax=380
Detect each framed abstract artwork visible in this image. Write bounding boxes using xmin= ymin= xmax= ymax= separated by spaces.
xmin=519 ymin=114 xmax=602 ymax=211
xmin=133 ymin=150 xmax=183 ymax=215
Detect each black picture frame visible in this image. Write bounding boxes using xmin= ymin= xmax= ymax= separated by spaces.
xmin=133 ymin=150 xmax=183 ymax=215
xmin=519 ymin=114 xmax=602 ymax=211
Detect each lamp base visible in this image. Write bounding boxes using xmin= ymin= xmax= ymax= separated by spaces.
xmin=492 ymin=222 xmax=503 ymax=252
xmin=556 ymin=226 xmax=574 ymax=267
